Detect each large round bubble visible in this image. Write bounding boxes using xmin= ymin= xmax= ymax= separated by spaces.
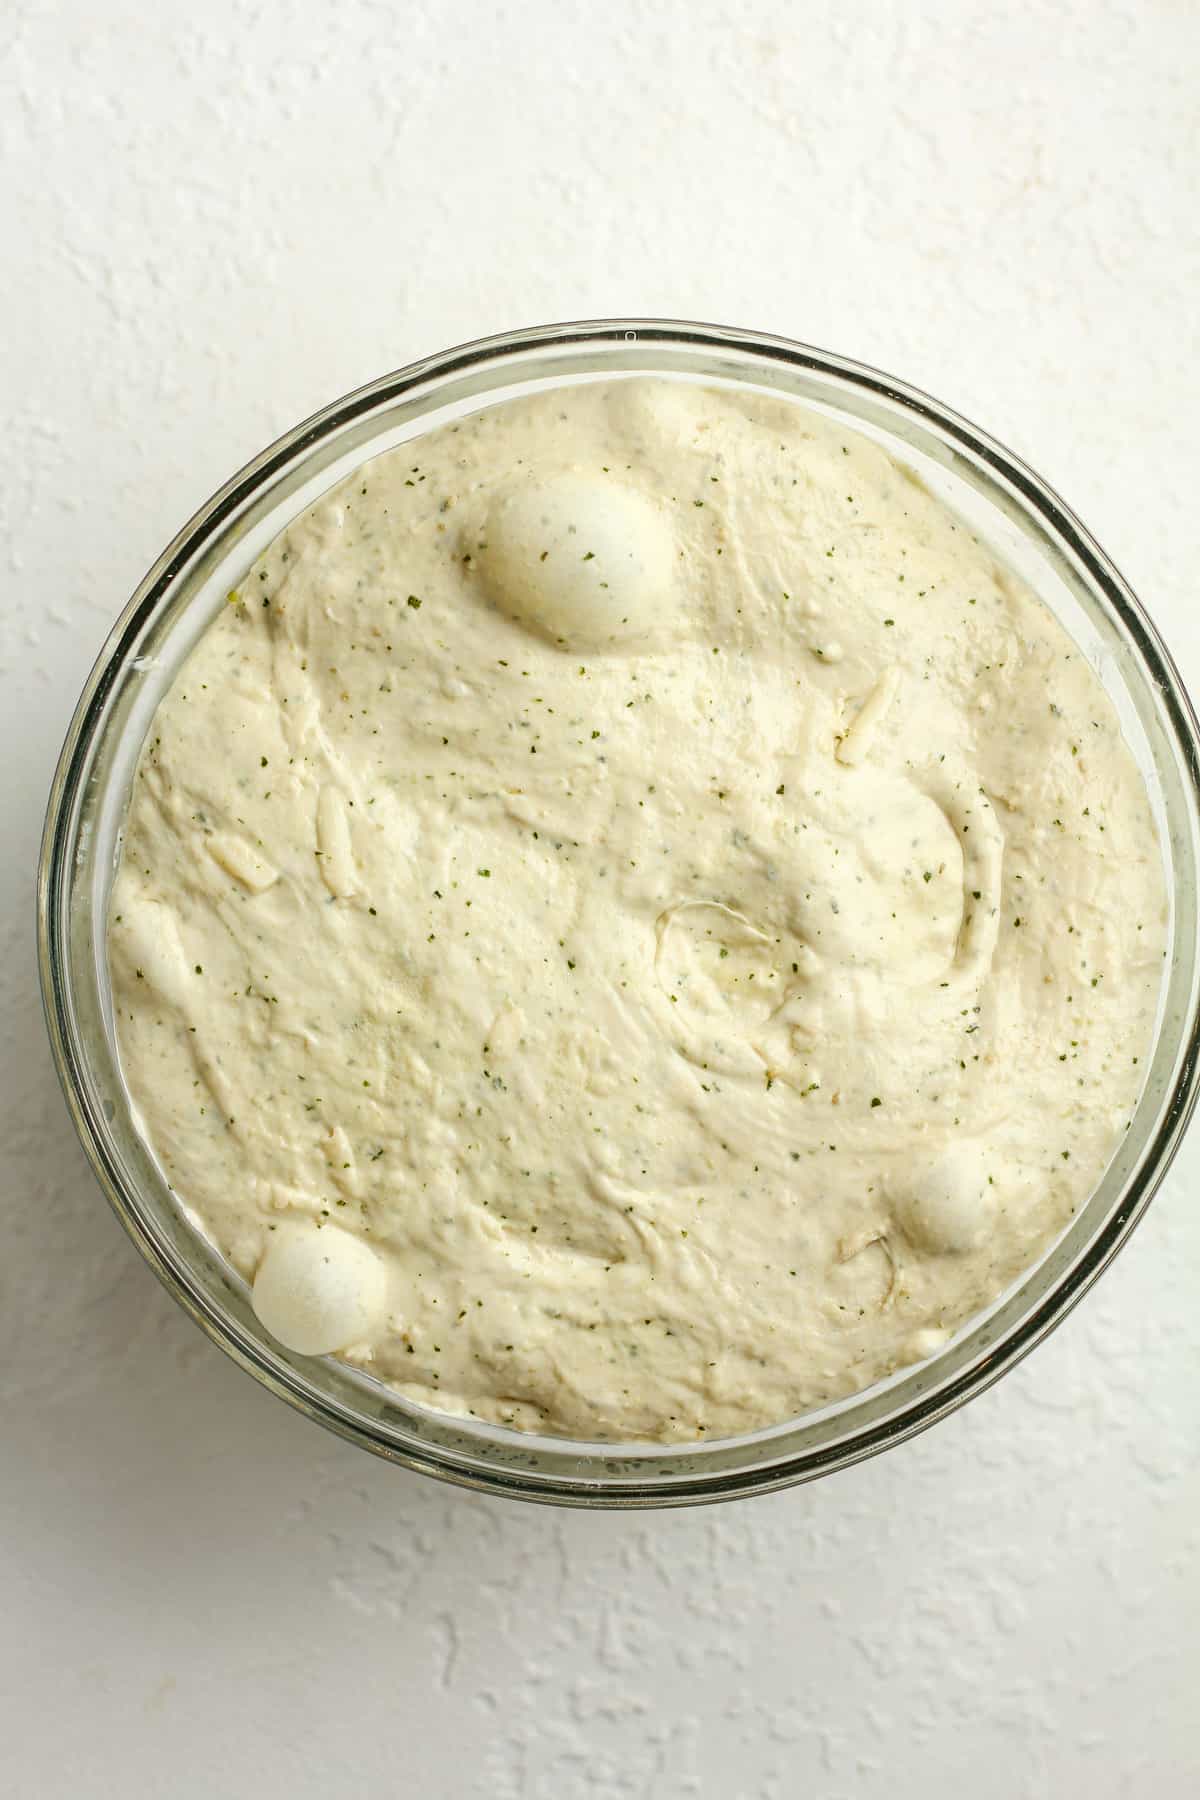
xmin=478 ymin=472 xmax=678 ymax=649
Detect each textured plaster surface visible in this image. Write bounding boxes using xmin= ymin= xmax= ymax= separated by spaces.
xmin=2 ymin=3 xmax=1198 ymax=1795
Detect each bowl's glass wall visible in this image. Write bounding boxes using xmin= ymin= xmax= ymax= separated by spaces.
xmin=39 ymin=321 xmax=1200 ymax=1505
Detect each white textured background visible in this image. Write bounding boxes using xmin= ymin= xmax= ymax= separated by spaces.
xmin=3 ymin=3 xmax=1198 ymax=1795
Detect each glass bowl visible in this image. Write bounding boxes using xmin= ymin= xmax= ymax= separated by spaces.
xmin=38 ymin=319 xmax=1200 ymax=1507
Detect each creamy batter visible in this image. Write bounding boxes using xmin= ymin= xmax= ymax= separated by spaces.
xmin=107 ymin=378 xmax=1166 ymax=1442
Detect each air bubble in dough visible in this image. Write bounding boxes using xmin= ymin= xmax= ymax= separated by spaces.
xmin=892 ymin=1145 xmax=994 ymax=1255
xmin=898 ymin=1325 xmax=952 ymax=1366
xmin=252 ymin=1223 xmax=387 ymax=1354
xmin=479 ymin=472 xmax=677 ymax=649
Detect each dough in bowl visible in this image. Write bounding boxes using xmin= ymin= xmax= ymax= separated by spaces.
xmin=108 ymin=378 xmax=1166 ymax=1441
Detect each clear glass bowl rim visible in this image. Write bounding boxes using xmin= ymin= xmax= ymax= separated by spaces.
xmin=37 ymin=316 xmax=1200 ymax=1508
